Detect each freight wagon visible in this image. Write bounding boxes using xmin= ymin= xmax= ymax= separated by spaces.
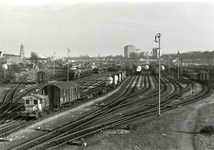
xmin=20 ymin=71 xmax=127 ymax=118
xmin=151 ymin=64 xmax=165 ymax=75
xmin=92 ymin=67 xmax=108 ymax=74
xmin=182 ymin=69 xmax=209 ymax=82
xmin=198 ymin=71 xmax=209 ymax=82
xmin=69 ymin=68 xmax=93 ymax=80
xmin=37 ymin=71 xmax=49 ymax=83
xmin=135 ymin=66 xmax=142 ymax=74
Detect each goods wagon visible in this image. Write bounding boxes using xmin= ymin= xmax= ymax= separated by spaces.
xmin=105 ymin=71 xmax=126 ymax=89
xmin=20 ymin=70 xmax=127 ymax=118
xmin=69 ymin=68 xmax=93 ymax=80
xmin=136 ymin=66 xmax=142 ymax=74
xmin=144 ymin=64 xmax=150 ymax=70
xmin=20 ymin=81 xmax=80 ymax=118
xmin=92 ymin=67 xmax=108 ymax=74
xmin=42 ymin=81 xmax=80 ymax=108
xmin=151 ymin=65 xmax=165 ymax=75
xmin=124 ymin=66 xmax=134 ymax=76
xmin=37 ymin=71 xmax=49 ymax=83
xmin=198 ymin=71 xmax=209 ymax=82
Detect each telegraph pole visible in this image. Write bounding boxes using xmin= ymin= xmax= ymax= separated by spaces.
xmin=3 ymin=51 xmax=8 ymax=79
xmin=177 ymin=50 xmax=180 ymax=78
xmin=53 ymin=51 xmax=56 ymax=76
xmin=67 ymin=49 xmax=70 ymax=82
xmin=155 ymin=33 xmax=161 ymax=117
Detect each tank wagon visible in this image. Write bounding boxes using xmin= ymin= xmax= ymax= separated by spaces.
xmin=20 ymin=70 xmax=127 ymax=118
xmin=151 ymin=64 xmax=165 ymax=75
xmin=105 ymin=72 xmax=121 ymax=89
xmin=144 ymin=64 xmax=150 ymax=70
xmin=182 ymin=69 xmax=209 ymax=82
xmin=92 ymin=67 xmax=108 ymax=74
xmin=37 ymin=71 xmax=49 ymax=84
xmin=69 ymin=68 xmax=93 ymax=80
xmin=107 ymin=65 xmax=122 ymax=71
xmin=124 ymin=66 xmax=134 ymax=76
xmin=135 ymin=66 xmax=142 ymax=74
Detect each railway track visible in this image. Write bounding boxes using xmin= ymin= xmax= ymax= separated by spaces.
xmin=0 ymin=71 xmax=127 ymax=138
xmin=2 ymin=70 xmax=212 ymax=150
xmin=44 ymin=72 xmax=212 ymax=150
xmin=6 ymin=72 xmax=156 ymax=149
xmin=0 ymin=74 xmax=28 ymax=108
xmin=7 ymin=75 xmax=139 ymax=150
xmin=23 ymin=71 xmax=185 ymax=149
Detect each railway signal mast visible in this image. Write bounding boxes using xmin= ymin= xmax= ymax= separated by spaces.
xmin=177 ymin=50 xmax=180 ymax=78
xmin=154 ymin=33 xmax=161 ymax=117
xmin=53 ymin=51 xmax=56 ymax=75
xmin=67 ymin=48 xmax=70 ymax=82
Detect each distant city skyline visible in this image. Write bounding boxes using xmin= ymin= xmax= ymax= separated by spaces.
xmin=0 ymin=1 xmax=214 ymax=57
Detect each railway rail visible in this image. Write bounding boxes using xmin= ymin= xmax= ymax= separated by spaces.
xmin=1 ymin=70 xmax=212 ymax=150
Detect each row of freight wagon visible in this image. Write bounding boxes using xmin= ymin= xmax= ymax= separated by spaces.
xmin=182 ymin=69 xmax=209 ymax=82
xmin=20 ymin=71 xmax=126 ymax=118
xmin=150 ymin=64 xmax=165 ymax=75
xmin=37 ymin=67 xmax=109 ymax=83
xmin=169 ymin=66 xmax=209 ymax=82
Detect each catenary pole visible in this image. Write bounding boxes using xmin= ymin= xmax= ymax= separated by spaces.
xmin=155 ymin=33 xmax=161 ymax=117
xmin=178 ymin=50 xmax=180 ymax=78
xmin=67 ymin=49 xmax=70 ymax=82
xmin=158 ymin=33 xmax=161 ymax=117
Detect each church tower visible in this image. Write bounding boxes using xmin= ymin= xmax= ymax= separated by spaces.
xmin=20 ymin=43 xmax=24 ymax=59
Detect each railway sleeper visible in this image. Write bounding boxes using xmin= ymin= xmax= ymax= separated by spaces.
xmin=67 ymin=138 xmax=86 ymax=146
xmin=35 ymin=126 xmax=54 ymax=132
xmin=0 ymin=137 xmax=13 ymax=142
xmin=174 ymin=96 xmax=184 ymax=100
xmin=95 ymin=102 xmax=106 ymax=107
xmin=164 ymin=105 xmax=174 ymax=108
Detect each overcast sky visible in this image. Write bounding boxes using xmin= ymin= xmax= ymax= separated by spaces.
xmin=0 ymin=0 xmax=214 ymax=58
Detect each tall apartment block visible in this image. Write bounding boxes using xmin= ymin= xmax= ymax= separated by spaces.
xmin=124 ymin=45 xmax=136 ymax=58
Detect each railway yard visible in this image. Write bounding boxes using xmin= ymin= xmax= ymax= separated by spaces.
xmin=0 ymin=64 xmax=214 ymax=150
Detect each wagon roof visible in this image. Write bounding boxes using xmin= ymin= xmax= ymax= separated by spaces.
xmin=37 ymin=71 xmax=46 ymax=73
xmin=198 ymin=70 xmax=209 ymax=73
xmin=22 ymin=94 xmax=47 ymax=100
xmin=48 ymin=81 xmax=79 ymax=90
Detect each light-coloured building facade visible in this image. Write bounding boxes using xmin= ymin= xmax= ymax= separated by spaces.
xmin=124 ymin=45 xmax=136 ymax=58
xmin=0 ymin=43 xmax=25 ymax=79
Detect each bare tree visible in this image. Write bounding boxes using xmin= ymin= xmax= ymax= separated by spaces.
xmin=30 ymin=52 xmax=39 ymax=68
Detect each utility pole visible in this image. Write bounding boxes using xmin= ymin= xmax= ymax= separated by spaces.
xmin=155 ymin=33 xmax=161 ymax=117
xmin=177 ymin=50 xmax=180 ymax=78
xmin=67 ymin=49 xmax=70 ymax=82
xmin=168 ymin=54 xmax=171 ymax=74
xmin=3 ymin=51 xmax=8 ymax=80
xmin=53 ymin=51 xmax=56 ymax=76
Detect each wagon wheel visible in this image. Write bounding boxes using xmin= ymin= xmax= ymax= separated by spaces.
xmin=39 ymin=112 xmax=42 ymax=117
xmin=60 ymin=105 xmax=64 ymax=110
xmin=21 ymin=106 xmax=24 ymax=111
xmin=47 ymin=108 xmax=51 ymax=114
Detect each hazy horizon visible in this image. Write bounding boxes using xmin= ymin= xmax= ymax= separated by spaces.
xmin=0 ymin=1 xmax=214 ymax=58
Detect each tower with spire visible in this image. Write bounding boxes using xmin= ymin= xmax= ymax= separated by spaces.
xmin=20 ymin=43 xmax=25 ymax=59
